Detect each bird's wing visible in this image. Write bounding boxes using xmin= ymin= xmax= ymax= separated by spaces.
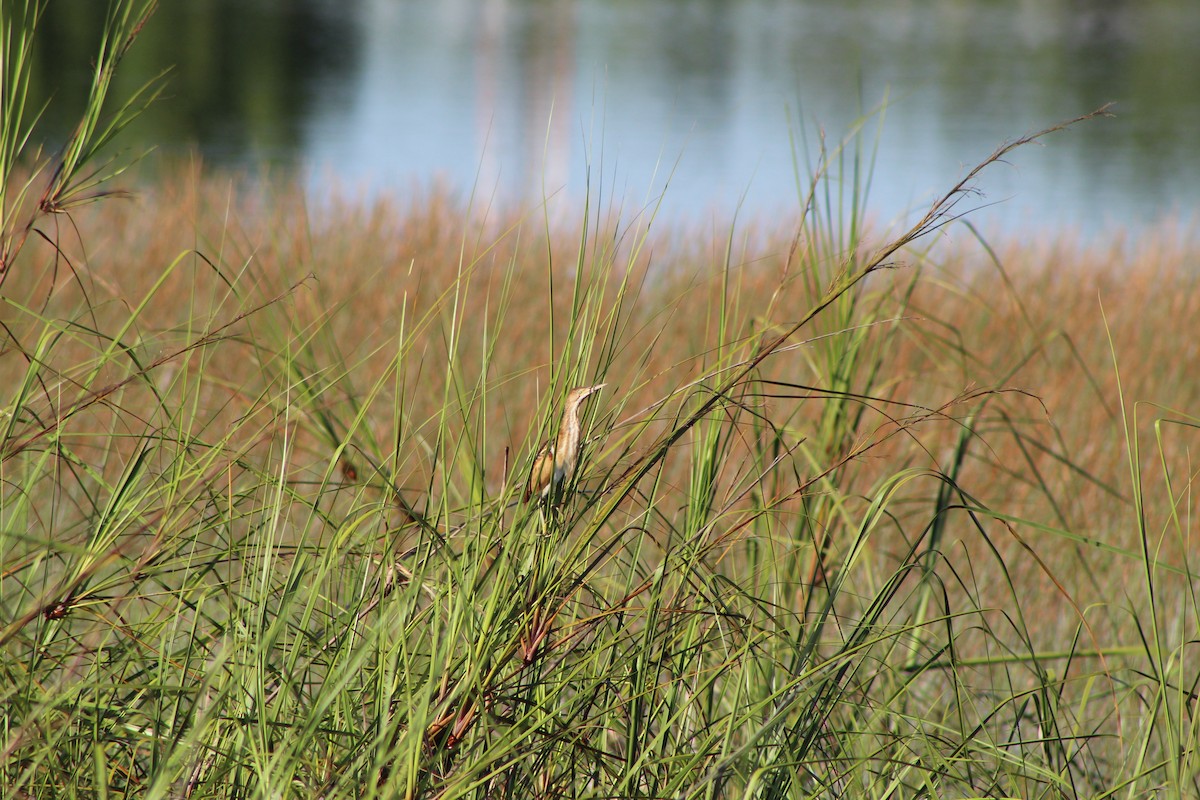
xmin=524 ymin=442 xmax=556 ymax=501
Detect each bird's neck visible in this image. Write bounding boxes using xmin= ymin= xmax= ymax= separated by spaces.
xmin=556 ymin=403 xmax=583 ymax=467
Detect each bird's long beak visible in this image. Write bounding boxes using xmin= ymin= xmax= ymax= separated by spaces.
xmin=579 ymin=384 xmax=606 ymax=402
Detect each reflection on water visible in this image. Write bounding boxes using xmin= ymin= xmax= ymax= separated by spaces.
xmin=29 ymin=0 xmax=1200 ymax=235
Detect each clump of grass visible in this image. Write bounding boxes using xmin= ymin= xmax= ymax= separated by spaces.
xmin=4 ymin=4 xmax=1200 ymax=799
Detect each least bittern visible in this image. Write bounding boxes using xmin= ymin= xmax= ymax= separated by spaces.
xmin=524 ymin=384 xmax=606 ymax=504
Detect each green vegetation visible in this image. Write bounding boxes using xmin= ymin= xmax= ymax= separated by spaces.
xmin=2 ymin=3 xmax=1198 ymax=798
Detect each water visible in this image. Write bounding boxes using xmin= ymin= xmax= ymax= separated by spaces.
xmin=29 ymin=0 xmax=1200 ymax=237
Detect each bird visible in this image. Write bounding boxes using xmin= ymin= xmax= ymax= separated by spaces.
xmin=524 ymin=383 xmax=606 ymax=504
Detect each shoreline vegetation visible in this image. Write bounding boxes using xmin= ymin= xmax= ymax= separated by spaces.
xmin=3 ymin=3 xmax=1199 ymax=798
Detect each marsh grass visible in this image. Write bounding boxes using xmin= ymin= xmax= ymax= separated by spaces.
xmin=3 ymin=4 xmax=1200 ymax=798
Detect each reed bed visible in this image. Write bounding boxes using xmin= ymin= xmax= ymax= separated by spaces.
xmin=2 ymin=3 xmax=1198 ymax=798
